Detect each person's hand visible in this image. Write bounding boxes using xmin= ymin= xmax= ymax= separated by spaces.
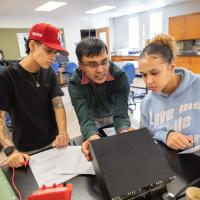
xmin=81 ymin=134 xmax=101 ymax=161
xmin=52 ymin=133 xmax=69 ymax=148
xmin=119 ymin=127 xmax=135 ymax=134
xmin=127 ymin=127 xmax=135 ymax=132
xmin=6 ymin=151 xmax=29 ymax=168
xmin=166 ymin=132 xmax=193 ymax=150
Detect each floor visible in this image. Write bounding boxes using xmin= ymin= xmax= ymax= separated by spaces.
xmin=62 ymin=77 xmax=146 ymax=139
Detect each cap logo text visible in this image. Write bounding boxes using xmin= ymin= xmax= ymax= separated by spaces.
xmin=32 ymin=32 xmax=42 ymax=37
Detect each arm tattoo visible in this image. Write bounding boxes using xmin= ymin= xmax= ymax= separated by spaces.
xmin=0 ymin=111 xmax=13 ymax=148
xmin=52 ymin=97 xmax=64 ymax=109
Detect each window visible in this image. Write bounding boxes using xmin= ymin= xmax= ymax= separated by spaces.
xmin=129 ymin=17 xmax=139 ymax=49
xmin=149 ymin=12 xmax=162 ymax=39
xmin=80 ymin=29 xmax=96 ymax=40
xmin=142 ymin=23 xmax=146 ymax=48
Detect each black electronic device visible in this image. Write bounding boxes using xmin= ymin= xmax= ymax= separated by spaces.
xmin=90 ymin=128 xmax=175 ymax=200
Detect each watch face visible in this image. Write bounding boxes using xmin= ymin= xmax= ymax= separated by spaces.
xmin=4 ymin=146 xmax=16 ymax=156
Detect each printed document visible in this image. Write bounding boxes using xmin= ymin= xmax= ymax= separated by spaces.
xmin=29 ymin=146 xmax=94 ymax=187
xmin=54 ymin=146 xmax=95 ymax=175
xmin=29 ymin=147 xmax=77 ymax=187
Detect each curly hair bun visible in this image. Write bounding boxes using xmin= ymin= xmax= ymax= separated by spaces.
xmin=146 ymin=33 xmax=177 ymax=58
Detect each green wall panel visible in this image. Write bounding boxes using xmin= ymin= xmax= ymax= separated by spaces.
xmin=0 ymin=28 xmax=28 ymax=60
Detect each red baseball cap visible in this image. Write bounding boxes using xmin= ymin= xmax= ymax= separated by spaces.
xmin=28 ymin=23 xmax=69 ymax=56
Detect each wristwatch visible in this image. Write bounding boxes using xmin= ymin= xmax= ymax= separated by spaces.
xmin=4 ymin=146 xmax=16 ymax=156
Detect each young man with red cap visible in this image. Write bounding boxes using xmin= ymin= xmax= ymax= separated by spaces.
xmin=0 ymin=23 xmax=69 ymax=168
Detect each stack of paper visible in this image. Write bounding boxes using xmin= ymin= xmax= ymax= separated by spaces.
xmin=29 ymin=146 xmax=95 ymax=187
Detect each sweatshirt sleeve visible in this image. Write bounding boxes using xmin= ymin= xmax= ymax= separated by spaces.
xmin=153 ymin=130 xmax=169 ymax=144
xmin=113 ymin=71 xmax=131 ymax=133
xmin=140 ymin=99 xmax=168 ymax=144
xmin=68 ymin=80 xmax=98 ymax=139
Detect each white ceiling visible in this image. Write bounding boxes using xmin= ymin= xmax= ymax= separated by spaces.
xmin=0 ymin=0 xmax=192 ymax=19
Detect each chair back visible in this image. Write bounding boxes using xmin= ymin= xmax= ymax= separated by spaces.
xmin=51 ymin=62 xmax=59 ymax=75
xmin=66 ymin=62 xmax=77 ymax=75
xmin=122 ymin=63 xmax=135 ymax=83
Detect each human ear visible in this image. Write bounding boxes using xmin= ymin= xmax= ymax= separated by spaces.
xmin=29 ymin=40 xmax=38 ymax=52
xmin=169 ymin=62 xmax=175 ymax=72
xmin=78 ymin=61 xmax=84 ymax=70
xmin=29 ymin=40 xmax=34 ymax=52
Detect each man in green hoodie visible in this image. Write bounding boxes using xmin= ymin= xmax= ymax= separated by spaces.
xmin=68 ymin=38 xmax=133 ymax=161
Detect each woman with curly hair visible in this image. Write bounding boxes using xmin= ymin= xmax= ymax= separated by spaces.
xmin=139 ymin=33 xmax=200 ymax=150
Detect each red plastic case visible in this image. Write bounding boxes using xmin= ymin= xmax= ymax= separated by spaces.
xmin=27 ymin=183 xmax=73 ymax=200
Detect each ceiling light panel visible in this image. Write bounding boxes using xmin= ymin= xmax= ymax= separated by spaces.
xmin=85 ymin=5 xmax=116 ymax=14
xmin=35 ymin=1 xmax=67 ymax=12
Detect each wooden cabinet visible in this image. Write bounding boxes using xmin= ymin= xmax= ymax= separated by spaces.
xmin=169 ymin=12 xmax=200 ymax=40
xmin=169 ymin=16 xmax=185 ymax=40
xmin=175 ymin=56 xmax=200 ymax=74
xmin=175 ymin=56 xmax=191 ymax=70
xmin=169 ymin=12 xmax=200 ymax=74
xmin=191 ymin=57 xmax=200 ymax=74
xmin=185 ymin=13 xmax=200 ymax=39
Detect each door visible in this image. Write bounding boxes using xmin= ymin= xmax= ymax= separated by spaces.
xmin=96 ymin=27 xmax=110 ymax=51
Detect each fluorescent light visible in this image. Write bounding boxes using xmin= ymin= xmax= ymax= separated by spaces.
xmin=86 ymin=5 xmax=116 ymax=14
xmin=35 ymin=1 xmax=67 ymax=12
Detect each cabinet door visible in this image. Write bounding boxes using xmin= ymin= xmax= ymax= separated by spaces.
xmin=191 ymin=57 xmax=200 ymax=74
xmin=175 ymin=57 xmax=191 ymax=71
xmin=176 ymin=63 xmax=191 ymax=71
xmin=169 ymin=16 xmax=185 ymax=40
xmin=190 ymin=64 xmax=200 ymax=74
xmin=185 ymin=13 xmax=200 ymax=39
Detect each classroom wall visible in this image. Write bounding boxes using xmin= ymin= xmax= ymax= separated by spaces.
xmin=2 ymin=0 xmax=198 ymax=59
xmin=0 ymin=28 xmax=28 ymax=60
xmin=112 ymin=0 xmax=200 ymax=51
xmin=0 ymin=14 xmax=109 ymax=61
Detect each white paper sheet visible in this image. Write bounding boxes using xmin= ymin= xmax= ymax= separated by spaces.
xmin=54 ymin=146 xmax=95 ymax=175
xmin=29 ymin=147 xmax=77 ymax=187
xmin=178 ymin=144 xmax=200 ymax=154
xmin=103 ymin=127 xmax=116 ymax=136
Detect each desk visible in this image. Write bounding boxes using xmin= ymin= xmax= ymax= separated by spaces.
xmin=2 ymin=137 xmax=200 ymax=200
xmin=111 ymin=55 xmax=139 ymax=62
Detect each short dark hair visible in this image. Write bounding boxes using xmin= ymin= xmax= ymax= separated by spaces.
xmin=75 ymin=37 xmax=108 ymax=62
xmin=25 ymin=39 xmax=41 ymax=54
xmin=25 ymin=39 xmax=31 ymax=54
